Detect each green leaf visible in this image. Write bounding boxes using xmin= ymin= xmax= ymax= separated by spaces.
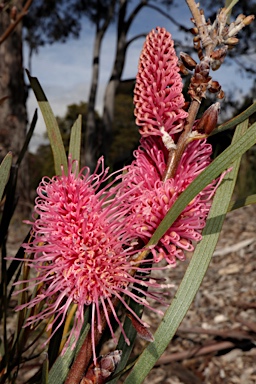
xmin=69 ymin=114 xmax=82 ymax=173
xmin=124 ymin=120 xmax=248 ymax=384
xmin=108 ymin=300 xmax=144 ymax=384
xmin=228 ymin=194 xmax=256 ymax=211
xmin=42 ymin=357 xmax=49 ymax=384
xmin=48 ymin=324 xmax=90 ymax=384
xmin=225 ymin=0 xmax=239 ymax=14
xmin=213 ymin=101 xmax=256 ymax=136
xmin=16 ymin=109 xmax=38 ymax=167
xmin=26 ymin=70 xmax=67 ymax=175
xmin=0 ymin=152 xmax=12 ymax=201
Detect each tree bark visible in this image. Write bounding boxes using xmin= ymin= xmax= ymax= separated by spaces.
xmin=84 ymin=0 xmax=116 ymax=171
xmin=0 ymin=1 xmax=28 ymax=210
xmin=84 ymin=31 xmax=103 ymax=170
xmin=101 ymin=0 xmax=127 ymax=163
xmin=101 ymin=0 xmax=145 ymax=163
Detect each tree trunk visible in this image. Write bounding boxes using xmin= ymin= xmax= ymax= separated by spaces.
xmin=101 ymin=0 xmax=128 ymax=163
xmin=84 ymin=0 xmax=116 ymax=171
xmin=84 ymin=31 xmax=103 ymax=171
xmin=0 ymin=1 xmax=28 ymax=211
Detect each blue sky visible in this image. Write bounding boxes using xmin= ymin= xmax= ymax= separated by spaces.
xmin=25 ymin=1 xmax=254 ymax=152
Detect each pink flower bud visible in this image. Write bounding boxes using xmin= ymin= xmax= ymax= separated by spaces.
xmin=134 ymin=27 xmax=188 ymax=137
xmin=196 ymin=103 xmax=220 ymax=135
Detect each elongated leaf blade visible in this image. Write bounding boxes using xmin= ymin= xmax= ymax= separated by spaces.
xmin=0 ymin=152 xmax=12 ymax=201
xmin=108 ymin=301 xmax=144 ymax=384
xmin=42 ymin=357 xmax=49 ymax=384
xmin=213 ymin=101 xmax=256 ymax=135
xmin=229 ymin=194 xmax=256 ymax=211
xmin=69 ymin=114 xmax=82 ymax=172
xmin=16 ymin=109 xmax=38 ymax=167
xmin=26 ymin=70 xmax=67 ymax=175
xmin=124 ymin=120 xmax=248 ymax=383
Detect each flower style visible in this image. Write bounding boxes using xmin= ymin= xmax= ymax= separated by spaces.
xmin=120 ymin=136 xmax=219 ymax=264
xmin=17 ymin=159 xmax=168 ymax=364
xmin=134 ymin=27 xmax=188 ymax=138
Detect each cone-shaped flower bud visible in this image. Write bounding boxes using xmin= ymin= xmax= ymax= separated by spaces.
xmin=235 ymin=14 xmax=246 ymax=23
xmin=242 ymin=15 xmax=255 ymax=26
xmin=178 ymin=60 xmax=190 ymax=75
xmin=134 ymin=27 xmax=188 ymax=138
xmin=81 ymin=350 xmax=122 ymax=383
xmin=180 ymin=52 xmax=197 ymax=70
xmin=196 ymin=102 xmax=220 ymax=135
xmin=190 ymin=27 xmax=199 ymax=35
xmin=225 ymin=37 xmax=239 ymax=46
xmin=208 ymin=80 xmax=221 ymax=93
xmin=217 ymin=89 xmax=225 ymax=99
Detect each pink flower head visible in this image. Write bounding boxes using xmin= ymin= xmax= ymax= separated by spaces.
xmin=121 ymin=136 xmax=220 ymax=264
xmin=134 ymin=27 xmax=188 ymax=138
xmin=17 ymin=158 xmax=169 ymax=364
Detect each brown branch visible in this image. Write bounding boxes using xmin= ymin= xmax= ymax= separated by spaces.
xmin=0 ymin=0 xmax=33 ymax=45
xmin=185 ymin=0 xmax=213 ymax=55
xmin=126 ymin=33 xmax=147 ymax=49
xmin=178 ymin=326 xmax=254 ymax=340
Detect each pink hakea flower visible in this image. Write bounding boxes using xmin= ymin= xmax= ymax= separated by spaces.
xmin=134 ymin=27 xmax=188 ymax=138
xmin=120 ymin=136 xmax=221 ymax=264
xmin=15 ymin=158 xmax=170 ymax=364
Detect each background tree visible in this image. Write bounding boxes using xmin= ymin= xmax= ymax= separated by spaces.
xmin=23 ymin=0 xmax=189 ymax=168
xmin=2 ymin=0 xmax=255 ymax=189
xmin=109 ymin=80 xmax=140 ymax=170
xmin=80 ymin=0 xmax=116 ymax=170
xmin=0 ymin=0 xmax=33 ymax=208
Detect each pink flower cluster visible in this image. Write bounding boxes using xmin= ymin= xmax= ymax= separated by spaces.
xmin=134 ymin=27 xmax=188 ymax=137
xmin=18 ymin=159 xmax=166 ymax=363
xmin=16 ymin=27 xmax=221 ymax=364
xmin=120 ymin=136 xmax=217 ymax=264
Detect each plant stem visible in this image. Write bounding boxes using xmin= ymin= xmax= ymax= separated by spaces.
xmin=163 ymin=99 xmax=201 ymax=180
xmin=185 ymin=0 xmax=213 ymax=55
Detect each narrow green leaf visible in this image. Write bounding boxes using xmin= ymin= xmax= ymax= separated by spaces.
xmin=108 ymin=300 xmax=144 ymax=384
xmin=228 ymin=194 xmax=256 ymax=211
xmin=16 ymin=109 xmax=38 ymax=167
xmin=69 ymin=114 xmax=82 ymax=172
xmin=145 ymin=120 xmax=256 ymax=250
xmin=124 ymin=120 xmax=248 ymax=384
xmin=26 ymin=70 xmax=67 ymax=175
xmin=48 ymin=324 xmax=90 ymax=384
xmin=73 ymin=308 xmax=90 ymax=359
xmin=225 ymin=0 xmax=239 ymax=14
xmin=0 ymin=152 xmax=12 ymax=201
xmin=213 ymin=101 xmax=256 ymax=136
xmin=42 ymin=357 xmax=49 ymax=384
